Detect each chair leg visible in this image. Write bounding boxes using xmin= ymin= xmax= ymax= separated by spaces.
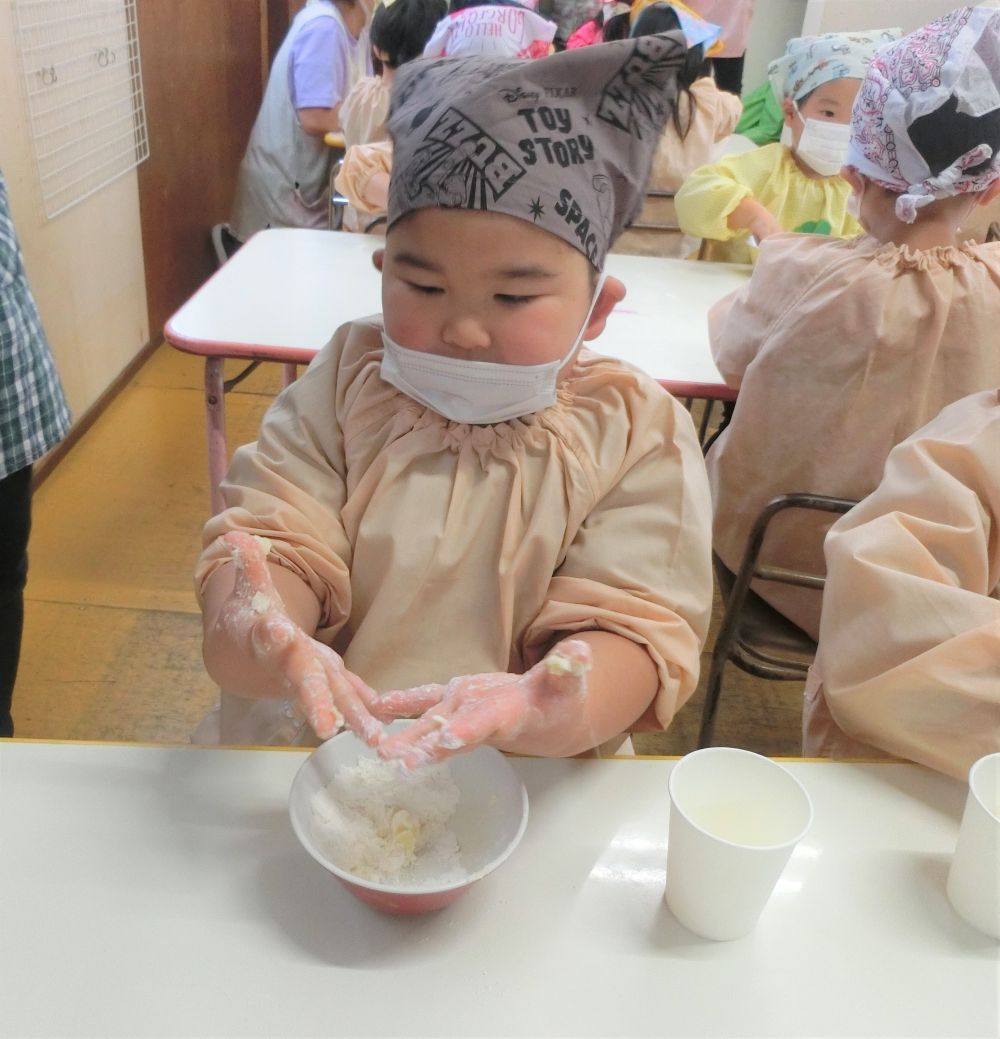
xmin=697 ymin=399 xmax=716 ymax=444
xmin=697 ymin=646 xmax=728 ymax=749
xmin=699 ymin=555 xmax=752 ymax=748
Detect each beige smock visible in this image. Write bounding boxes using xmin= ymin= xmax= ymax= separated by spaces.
xmin=340 ymin=75 xmax=390 ymax=148
xmin=674 ymin=142 xmax=861 ymax=263
xmin=195 ymin=318 xmax=714 ymax=744
xmin=706 ymin=233 xmax=1000 ymax=640
xmin=648 ymin=77 xmax=743 ymax=194
xmin=335 ymin=139 xmax=392 ymax=215
xmin=803 ymin=389 xmax=1000 ymax=779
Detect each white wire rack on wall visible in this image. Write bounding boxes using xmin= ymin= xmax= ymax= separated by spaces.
xmin=12 ymin=0 xmax=149 ymax=219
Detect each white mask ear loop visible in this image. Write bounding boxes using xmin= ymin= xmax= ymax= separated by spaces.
xmin=580 ymin=271 xmax=608 ymax=343
xmin=956 ymin=196 xmax=981 ymax=236
xmin=561 ymin=270 xmax=608 ymax=369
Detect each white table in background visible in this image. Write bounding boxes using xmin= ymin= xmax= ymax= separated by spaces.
xmin=165 ymin=228 xmax=750 ymax=513
xmin=1 ymin=740 xmax=995 ymax=1038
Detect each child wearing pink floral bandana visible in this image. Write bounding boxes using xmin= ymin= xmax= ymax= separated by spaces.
xmin=704 ymin=4 xmax=1000 ymax=645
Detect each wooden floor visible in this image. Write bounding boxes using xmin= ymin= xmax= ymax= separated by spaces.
xmin=14 ymin=345 xmax=805 ymax=755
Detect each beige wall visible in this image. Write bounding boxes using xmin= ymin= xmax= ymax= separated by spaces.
xmin=743 ymin=0 xmax=808 ymax=94
xmin=802 ymin=0 xmax=969 ymax=35
xmin=744 ymin=0 xmax=987 ymax=95
xmin=0 ymin=1 xmax=149 ymax=425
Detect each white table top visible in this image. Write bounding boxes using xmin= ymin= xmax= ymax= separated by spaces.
xmin=2 ymin=741 xmax=996 ymax=1038
xmin=164 ymin=228 xmax=750 ymax=399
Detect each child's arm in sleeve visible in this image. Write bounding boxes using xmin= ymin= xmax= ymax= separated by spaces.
xmin=201 ymin=548 xmax=322 ymax=698
xmin=194 ymin=325 xmax=378 ymax=740
xmin=708 ymin=234 xmax=816 ymax=389
xmin=713 ymin=88 xmax=744 ymax=142
xmin=518 ymin=391 xmax=714 ymax=742
xmin=815 ymin=408 xmax=1000 ymax=779
xmin=675 ymin=153 xmax=782 ymax=242
xmin=201 ymin=532 xmax=381 ymax=743
xmin=335 ymin=142 xmax=393 ymax=214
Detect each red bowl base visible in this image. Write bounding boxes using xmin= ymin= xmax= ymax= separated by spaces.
xmin=339 ymin=877 xmax=475 ymax=914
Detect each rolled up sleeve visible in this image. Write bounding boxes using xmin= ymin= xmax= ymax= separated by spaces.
xmin=521 ymin=394 xmax=714 ymax=729
xmin=814 ymin=396 xmax=1000 ymax=778
xmin=335 ymin=141 xmax=393 ymax=213
xmin=195 ymin=329 xmax=356 ymax=642
xmin=675 ymin=158 xmax=754 ymax=242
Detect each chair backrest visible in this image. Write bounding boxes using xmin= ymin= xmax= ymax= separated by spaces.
xmin=740 ymin=493 xmax=857 ymax=595
xmin=632 ymin=189 xmax=680 ymax=230
xmin=613 ymin=190 xmax=692 ymax=257
xmin=698 ymin=492 xmax=858 ymax=748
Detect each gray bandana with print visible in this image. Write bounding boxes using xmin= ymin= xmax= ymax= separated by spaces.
xmin=386 ymin=33 xmax=688 ymax=268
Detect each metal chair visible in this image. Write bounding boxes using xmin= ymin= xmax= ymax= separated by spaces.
xmin=698 ymin=493 xmax=857 ymax=748
xmin=210 ymin=223 xmax=243 ymax=268
xmin=324 ymin=131 xmax=347 ymax=229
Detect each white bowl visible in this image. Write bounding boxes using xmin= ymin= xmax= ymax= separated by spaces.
xmin=289 ymin=721 xmax=529 ymax=913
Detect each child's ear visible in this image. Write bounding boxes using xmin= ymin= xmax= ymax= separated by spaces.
xmin=372 ymin=248 xmax=385 ymax=272
xmin=582 ymin=276 xmax=626 ymax=341
xmin=781 ymin=97 xmax=796 ymax=127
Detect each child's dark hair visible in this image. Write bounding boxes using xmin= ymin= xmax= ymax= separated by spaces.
xmin=602 ymin=8 xmax=632 ymax=43
xmin=372 ymin=0 xmax=448 ymax=68
xmin=629 ymin=4 xmax=707 ymax=139
xmin=908 ymin=93 xmax=1000 ymax=180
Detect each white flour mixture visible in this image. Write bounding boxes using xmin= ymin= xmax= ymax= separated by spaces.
xmin=310 ymin=757 xmax=464 ymax=885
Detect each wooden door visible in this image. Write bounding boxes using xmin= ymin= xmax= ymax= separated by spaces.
xmin=136 ymin=0 xmax=269 ymax=337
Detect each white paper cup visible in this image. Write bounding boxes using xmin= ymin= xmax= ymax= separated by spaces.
xmin=946 ymin=752 xmax=1000 ymax=939
xmin=665 ymin=747 xmax=813 ymax=941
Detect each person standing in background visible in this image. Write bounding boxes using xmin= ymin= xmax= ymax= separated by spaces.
xmin=685 ymin=0 xmax=753 ymax=93
xmin=220 ymin=0 xmax=374 ymax=256
xmin=0 ymin=170 xmax=70 ymax=738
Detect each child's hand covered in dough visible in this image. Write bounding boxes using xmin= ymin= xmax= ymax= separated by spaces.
xmin=217 ymin=531 xmax=384 ymax=745
xmin=375 ymin=640 xmax=592 ymax=766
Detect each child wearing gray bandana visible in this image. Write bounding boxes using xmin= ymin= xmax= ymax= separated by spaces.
xmin=196 ymin=36 xmax=714 ymax=760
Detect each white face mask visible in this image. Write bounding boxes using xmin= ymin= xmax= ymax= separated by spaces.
xmin=792 ymin=102 xmax=851 ymax=178
xmin=380 ymin=273 xmax=607 ymax=425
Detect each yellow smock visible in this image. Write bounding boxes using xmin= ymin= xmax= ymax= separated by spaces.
xmin=674 ymin=142 xmax=862 ymax=263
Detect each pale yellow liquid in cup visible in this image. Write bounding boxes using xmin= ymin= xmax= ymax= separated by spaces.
xmin=691 ymin=803 xmax=792 ymax=846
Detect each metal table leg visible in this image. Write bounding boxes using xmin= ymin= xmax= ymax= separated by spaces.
xmin=205 ymin=358 xmax=228 ymax=516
